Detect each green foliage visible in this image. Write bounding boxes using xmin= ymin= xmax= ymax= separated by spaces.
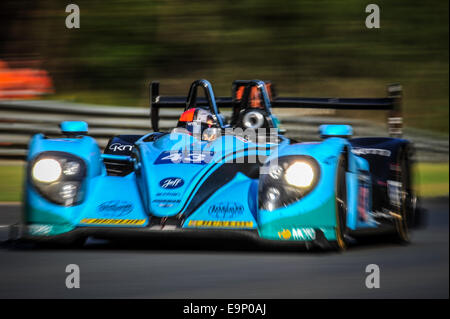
xmin=3 ymin=0 xmax=448 ymax=132
xmin=415 ymin=163 xmax=449 ymax=198
xmin=0 ymin=164 xmax=23 ymax=202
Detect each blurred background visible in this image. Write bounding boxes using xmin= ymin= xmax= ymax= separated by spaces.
xmin=0 ymin=0 xmax=448 ymax=131
xmin=0 ymin=0 xmax=448 ymax=200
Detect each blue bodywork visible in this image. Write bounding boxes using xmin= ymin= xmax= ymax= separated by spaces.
xmin=21 ymin=79 xmax=414 ymax=249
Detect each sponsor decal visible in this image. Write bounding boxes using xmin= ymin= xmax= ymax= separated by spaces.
xmin=159 ymin=177 xmax=184 ymax=189
xmin=152 ymin=199 xmax=181 ymax=209
xmin=152 ymin=199 xmax=181 ymax=203
xmin=80 ymin=218 xmax=146 ymax=225
xmin=207 ymin=202 xmax=245 ymax=219
xmin=158 ymin=203 xmax=174 ymax=208
xmin=278 ymin=229 xmax=291 ymax=240
xmin=154 ymin=151 xmax=214 ymax=165
xmin=97 ymin=200 xmax=133 ymax=217
xmin=352 ymin=148 xmax=391 ymax=157
xmin=292 ymin=228 xmax=316 ymax=240
xmin=188 ymin=220 xmax=253 ymax=228
xmin=155 ymin=192 xmax=180 ymax=197
xmin=108 ymin=143 xmax=133 ymax=153
xmin=278 ymin=228 xmax=316 ymax=240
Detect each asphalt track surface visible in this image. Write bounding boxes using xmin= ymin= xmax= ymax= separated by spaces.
xmin=0 ymin=198 xmax=448 ymax=298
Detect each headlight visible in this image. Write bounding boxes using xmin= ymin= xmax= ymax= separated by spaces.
xmin=32 ymin=159 xmax=62 ymax=183
xmin=284 ymin=161 xmax=315 ymax=188
xmin=29 ymin=152 xmax=86 ymax=206
xmin=258 ymin=155 xmax=320 ymax=211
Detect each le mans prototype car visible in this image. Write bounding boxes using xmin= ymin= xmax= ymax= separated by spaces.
xmin=12 ymin=79 xmax=423 ymax=250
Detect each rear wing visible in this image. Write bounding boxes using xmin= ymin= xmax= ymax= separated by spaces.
xmin=150 ymin=81 xmax=403 ymax=137
xmin=272 ymin=84 xmax=403 ymax=137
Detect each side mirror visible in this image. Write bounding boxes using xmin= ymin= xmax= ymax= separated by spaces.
xmin=60 ymin=121 xmax=88 ymax=136
xmin=319 ymin=124 xmax=353 ymax=139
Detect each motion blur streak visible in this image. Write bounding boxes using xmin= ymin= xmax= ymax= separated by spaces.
xmin=0 ymin=0 xmax=448 ymax=133
xmin=0 ymin=198 xmax=448 ymax=298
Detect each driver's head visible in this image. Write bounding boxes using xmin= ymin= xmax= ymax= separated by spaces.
xmin=177 ymin=108 xmax=217 ymax=136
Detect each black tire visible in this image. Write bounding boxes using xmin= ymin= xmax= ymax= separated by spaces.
xmin=330 ymin=154 xmax=348 ymax=251
xmin=392 ymin=147 xmax=413 ymax=243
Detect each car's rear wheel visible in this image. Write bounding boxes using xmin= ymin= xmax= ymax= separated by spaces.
xmin=392 ymin=147 xmax=413 ymax=243
xmin=330 ymin=154 xmax=348 ymax=251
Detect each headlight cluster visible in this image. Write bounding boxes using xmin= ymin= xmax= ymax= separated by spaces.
xmin=30 ymin=152 xmax=86 ymax=206
xmin=259 ymin=155 xmax=320 ymax=211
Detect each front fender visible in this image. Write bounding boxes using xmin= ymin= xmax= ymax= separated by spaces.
xmin=27 ymin=134 xmax=104 ymax=178
xmin=258 ymin=137 xmax=353 ymax=241
xmin=24 ymin=134 xmax=107 ymax=235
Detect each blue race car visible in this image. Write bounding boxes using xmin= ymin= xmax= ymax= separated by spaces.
xmin=14 ymin=79 xmax=423 ymax=250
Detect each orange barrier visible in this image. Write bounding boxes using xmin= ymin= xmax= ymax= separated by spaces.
xmin=0 ymin=60 xmax=54 ymax=99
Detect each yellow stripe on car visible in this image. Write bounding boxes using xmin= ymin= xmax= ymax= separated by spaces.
xmin=80 ymin=218 xmax=146 ymax=225
xmin=188 ymin=220 xmax=253 ymax=228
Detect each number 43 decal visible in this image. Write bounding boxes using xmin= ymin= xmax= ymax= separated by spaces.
xmin=155 ymin=151 xmax=214 ymax=165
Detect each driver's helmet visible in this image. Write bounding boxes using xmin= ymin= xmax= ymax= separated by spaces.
xmin=177 ymin=108 xmax=217 ymax=136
